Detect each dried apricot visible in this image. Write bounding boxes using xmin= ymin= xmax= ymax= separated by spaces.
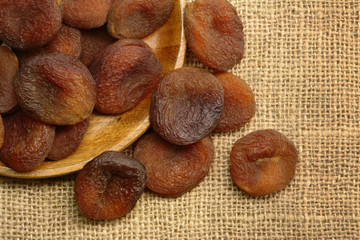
xmin=0 ymin=111 xmax=55 ymax=172
xmin=79 ymin=26 xmax=117 ymax=67
xmin=63 ymin=0 xmax=114 ymax=29
xmin=47 ymin=117 xmax=90 ymax=161
xmin=0 ymin=115 xmax=3 ymax=149
xmin=213 ymin=72 xmax=256 ymax=132
xmin=16 ymin=24 xmax=82 ymax=65
xmin=14 ymin=53 xmax=96 ymax=125
xmin=89 ymin=38 xmax=162 ymax=114
xmin=150 ymin=67 xmax=224 ymax=145
xmin=0 ymin=0 xmax=63 ymax=50
xmin=184 ymin=0 xmax=245 ymax=71
xmin=74 ymin=151 xmax=146 ymax=220
xmin=44 ymin=24 xmax=82 ymax=59
xmin=108 ymin=0 xmax=174 ymax=39
xmin=0 ymin=46 xmax=19 ymax=114
xmin=134 ymin=131 xmax=214 ymax=197
xmin=230 ymin=129 xmax=298 ymax=196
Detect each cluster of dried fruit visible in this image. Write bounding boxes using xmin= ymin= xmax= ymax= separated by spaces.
xmin=0 ymin=0 xmax=172 ymax=173
xmin=0 ymin=0 xmax=298 ymax=220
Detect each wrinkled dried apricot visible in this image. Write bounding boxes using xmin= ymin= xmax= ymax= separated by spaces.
xmin=184 ymin=0 xmax=245 ymax=71
xmin=44 ymin=24 xmax=82 ymax=59
xmin=74 ymin=151 xmax=146 ymax=220
xmin=14 ymin=53 xmax=96 ymax=125
xmin=63 ymin=0 xmax=114 ymax=29
xmin=79 ymin=26 xmax=117 ymax=67
xmin=150 ymin=67 xmax=224 ymax=145
xmin=47 ymin=117 xmax=90 ymax=161
xmin=134 ymin=131 xmax=214 ymax=197
xmin=0 ymin=46 xmax=19 ymax=114
xmin=0 ymin=111 xmax=55 ymax=172
xmin=89 ymin=38 xmax=162 ymax=114
xmin=108 ymin=0 xmax=174 ymax=39
xmin=230 ymin=129 xmax=298 ymax=196
xmin=0 ymin=0 xmax=63 ymax=50
xmin=16 ymin=24 xmax=82 ymax=65
xmin=0 ymin=116 xmax=3 ymax=149
xmin=214 ymin=72 xmax=256 ymax=132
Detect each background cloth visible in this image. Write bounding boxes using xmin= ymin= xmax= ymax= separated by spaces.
xmin=0 ymin=0 xmax=359 ymax=239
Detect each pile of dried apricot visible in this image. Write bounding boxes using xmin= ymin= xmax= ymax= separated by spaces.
xmin=0 ymin=0 xmax=298 ymax=220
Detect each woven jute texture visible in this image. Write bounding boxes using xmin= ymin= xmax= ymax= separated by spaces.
xmin=1 ymin=0 xmax=359 ymax=239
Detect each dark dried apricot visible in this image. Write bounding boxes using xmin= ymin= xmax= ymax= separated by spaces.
xmin=74 ymin=151 xmax=146 ymax=220
xmin=16 ymin=24 xmax=82 ymax=65
xmin=150 ymin=67 xmax=224 ymax=145
xmin=44 ymin=24 xmax=82 ymax=59
xmin=47 ymin=117 xmax=90 ymax=161
xmin=134 ymin=131 xmax=214 ymax=197
xmin=0 ymin=111 xmax=55 ymax=172
xmin=184 ymin=0 xmax=245 ymax=71
xmin=108 ymin=0 xmax=174 ymax=39
xmin=79 ymin=26 xmax=117 ymax=67
xmin=214 ymin=72 xmax=256 ymax=132
xmin=0 ymin=46 xmax=19 ymax=114
xmin=63 ymin=0 xmax=114 ymax=29
xmin=230 ymin=129 xmax=298 ymax=196
xmin=0 ymin=0 xmax=63 ymax=50
xmin=89 ymin=38 xmax=162 ymax=114
xmin=14 ymin=53 xmax=96 ymax=125
xmin=0 ymin=115 xmax=3 ymax=149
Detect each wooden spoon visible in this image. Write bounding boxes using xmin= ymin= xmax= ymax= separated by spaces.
xmin=0 ymin=0 xmax=187 ymax=179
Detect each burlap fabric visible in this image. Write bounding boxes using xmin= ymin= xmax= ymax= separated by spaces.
xmin=1 ymin=0 xmax=359 ymax=239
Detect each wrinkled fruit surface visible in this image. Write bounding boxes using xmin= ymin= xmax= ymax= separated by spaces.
xmin=74 ymin=151 xmax=146 ymax=220
xmin=89 ymin=38 xmax=163 ymax=114
xmin=134 ymin=131 xmax=214 ymax=197
xmin=47 ymin=117 xmax=90 ymax=161
xmin=16 ymin=24 xmax=82 ymax=65
xmin=80 ymin=26 xmax=117 ymax=67
xmin=0 ymin=0 xmax=63 ymax=50
xmin=0 ymin=46 xmax=19 ymax=114
xmin=0 ymin=115 xmax=3 ymax=149
xmin=44 ymin=24 xmax=82 ymax=59
xmin=230 ymin=129 xmax=298 ymax=196
xmin=184 ymin=0 xmax=244 ymax=71
xmin=150 ymin=67 xmax=224 ymax=145
xmin=14 ymin=53 xmax=96 ymax=125
xmin=214 ymin=72 xmax=256 ymax=132
xmin=108 ymin=0 xmax=174 ymax=39
xmin=63 ymin=0 xmax=114 ymax=29
xmin=0 ymin=111 xmax=55 ymax=172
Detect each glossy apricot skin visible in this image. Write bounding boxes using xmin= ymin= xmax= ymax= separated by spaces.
xmin=150 ymin=67 xmax=224 ymax=146
xmin=214 ymin=72 xmax=256 ymax=132
xmin=79 ymin=26 xmax=117 ymax=67
xmin=74 ymin=151 xmax=146 ymax=220
xmin=47 ymin=117 xmax=90 ymax=161
xmin=0 ymin=116 xmax=3 ymax=149
xmin=0 ymin=0 xmax=63 ymax=50
xmin=45 ymin=24 xmax=82 ymax=59
xmin=108 ymin=0 xmax=174 ymax=39
xmin=14 ymin=53 xmax=96 ymax=125
xmin=89 ymin=39 xmax=163 ymax=114
xmin=0 ymin=46 xmax=19 ymax=114
xmin=63 ymin=0 xmax=114 ymax=29
xmin=230 ymin=129 xmax=298 ymax=196
xmin=184 ymin=0 xmax=245 ymax=71
xmin=16 ymin=24 xmax=82 ymax=65
xmin=0 ymin=111 xmax=55 ymax=172
xmin=134 ymin=131 xmax=214 ymax=197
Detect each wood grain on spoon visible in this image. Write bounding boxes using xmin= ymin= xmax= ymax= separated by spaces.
xmin=0 ymin=0 xmax=187 ymax=179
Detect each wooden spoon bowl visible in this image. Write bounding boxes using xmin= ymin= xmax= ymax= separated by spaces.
xmin=0 ymin=0 xmax=187 ymax=179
